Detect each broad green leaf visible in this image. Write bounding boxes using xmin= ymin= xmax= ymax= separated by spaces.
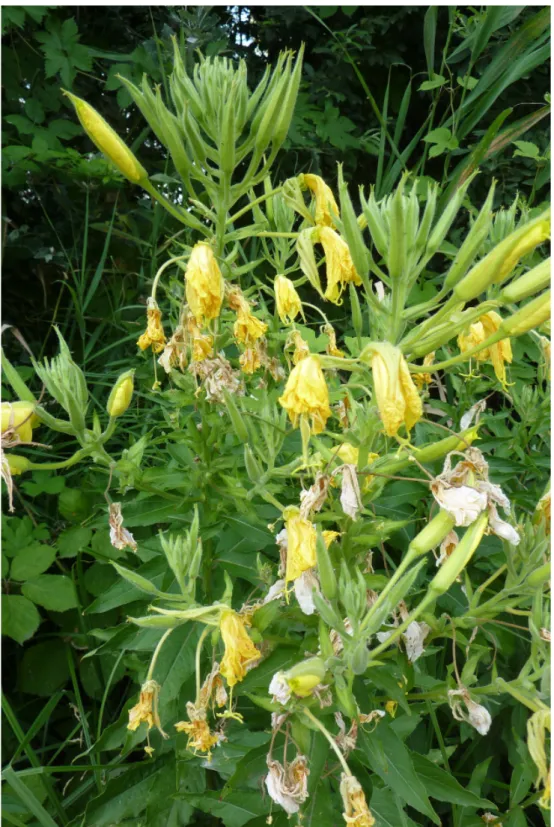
xmin=86 ymin=558 xmax=167 ymax=613
xmin=411 ymin=754 xmax=494 ymax=808
xmin=2 ymin=595 xmax=40 ymax=643
xmin=57 ymin=526 xmax=92 ymax=558
xmin=10 ymin=543 xmax=56 ymax=580
xmin=358 ymin=726 xmax=439 ymax=823
xmin=119 ymin=497 xmax=188 ymax=527
xmin=22 ymin=574 xmax=78 ymax=612
xmin=370 ymin=787 xmax=415 ymax=827
xmin=178 ymin=791 xmax=269 ymax=827
xmin=418 ymin=75 xmax=445 ymax=91
xmin=19 ymin=640 xmax=70 ymax=696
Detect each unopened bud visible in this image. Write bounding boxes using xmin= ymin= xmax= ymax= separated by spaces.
xmin=429 ymin=512 xmax=488 ymax=596
xmin=499 ymin=258 xmax=550 ymax=304
xmin=284 ymin=656 xmax=326 ymax=697
xmin=107 ymin=370 xmax=134 ymax=418
xmin=63 ymin=91 xmax=148 ymax=184
xmin=409 ymin=510 xmax=456 ymax=556
xmin=5 ymin=454 xmax=33 ymax=475
xmin=500 ymin=290 xmax=551 ymax=337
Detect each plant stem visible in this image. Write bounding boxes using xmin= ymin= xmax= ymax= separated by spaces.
xmin=195 ymin=626 xmax=212 ymax=703
xmin=146 ymin=628 xmax=174 ymax=682
xmin=302 ymin=707 xmax=352 ymax=776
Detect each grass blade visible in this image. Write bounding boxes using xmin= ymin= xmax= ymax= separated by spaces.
xmin=424 ymin=7 xmax=438 ymax=77
xmin=3 ymin=767 xmax=59 ymax=827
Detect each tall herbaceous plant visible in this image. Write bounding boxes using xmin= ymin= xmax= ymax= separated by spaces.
xmin=2 ymin=41 xmax=551 ymax=824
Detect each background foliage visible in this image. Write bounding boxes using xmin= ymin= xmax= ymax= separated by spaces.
xmin=1 ymin=5 xmax=551 ymax=827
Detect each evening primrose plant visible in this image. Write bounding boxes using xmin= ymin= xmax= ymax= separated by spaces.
xmin=2 ymin=41 xmax=551 ymax=826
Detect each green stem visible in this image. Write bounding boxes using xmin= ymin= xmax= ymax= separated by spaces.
xmin=228 ymin=186 xmax=283 ymax=225
xmin=302 ymin=707 xmax=352 ymax=776
xmin=359 ymin=549 xmax=418 ymax=635
xmin=195 ymin=626 xmax=212 ymax=704
xmin=146 ymin=628 xmax=174 ymax=682
xmin=151 ymin=254 xmax=191 ymax=302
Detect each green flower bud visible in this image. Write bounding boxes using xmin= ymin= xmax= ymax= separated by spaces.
xmin=284 ymin=656 xmax=326 ymax=697
xmin=107 ymin=370 xmax=134 ymax=418
xmin=499 ymin=259 xmax=550 ymax=304
xmin=428 ymin=513 xmax=488 ymax=596
xmin=409 ymin=509 xmax=456 ymax=556
xmin=316 ymin=527 xmax=337 ymax=601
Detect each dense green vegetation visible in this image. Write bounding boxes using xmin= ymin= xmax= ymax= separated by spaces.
xmin=1 ymin=6 xmax=551 ymax=827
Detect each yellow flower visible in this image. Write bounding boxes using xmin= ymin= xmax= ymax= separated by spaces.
xmin=318 ymin=227 xmax=361 ymax=304
xmin=370 ymin=343 xmax=423 ymax=437
xmin=239 ymin=346 xmax=262 ymax=374
xmin=284 ymin=657 xmax=326 ymax=697
xmin=385 ymin=700 xmax=398 ymax=718
xmin=279 ymin=355 xmax=331 ymax=434
xmin=324 ymin=323 xmax=344 ymax=358
xmin=185 ymin=243 xmax=223 ymax=327
xmin=275 ymin=275 xmax=303 ymax=324
xmin=1 ymin=401 xmax=39 ymax=443
xmin=285 ymin=512 xmax=317 ymax=582
xmin=5 ymin=455 xmax=32 ymax=475
xmin=302 ymin=173 xmax=339 ymax=227
xmin=234 ymin=309 xmax=268 ymax=345
xmin=219 ymin=610 xmax=261 ymax=687
xmin=127 ymin=680 xmax=167 ymax=737
xmin=527 ymin=709 xmax=551 ymax=809
xmin=137 ymin=298 xmax=166 ymax=353
xmin=322 ymin=530 xmax=341 ymax=547
xmin=458 ymin=311 xmax=512 ymax=386
xmin=175 ymin=717 xmax=219 ymax=758
xmin=413 ymin=352 xmax=435 ymax=390
xmin=337 ymin=443 xmax=359 ymax=465
xmin=340 ymin=773 xmax=376 ymax=827
xmin=63 ymin=90 xmax=148 ymax=184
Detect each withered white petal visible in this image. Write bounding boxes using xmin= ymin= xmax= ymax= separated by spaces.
xmin=432 ymin=483 xmax=488 ymax=526
xmin=293 ymin=569 xmax=320 ymax=615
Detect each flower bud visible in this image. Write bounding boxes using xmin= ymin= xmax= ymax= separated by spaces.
xmin=5 ymin=454 xmax=33 ymax=475
xmin=454 ymin=209 xmax=550 ymax=301
xmin=498 ymin=258 xmax=550 ymax=304
xmin=284 ymin=656 xmax=326 ymax=697
xmin=316 ymin=526 xmax=337 ymax=600
xmin=409 ymin=509 xmax=456 ymax=556
xmin=500 ymin=290 xmax=551 ymax=337
xmin=1 ymin=401 xmax=38 ymax=443
xmin=63 ymin=91 xmax=148 ymax=184
xmin=428 ymin=512 xmax=488 ymax=596
xmin=107 ymin=370 xmax=134 ymax=418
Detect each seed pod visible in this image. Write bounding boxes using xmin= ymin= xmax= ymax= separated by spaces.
xmin=350 ymin=639 xmax=370 ymax=675
xmin=219 ymin=81 xmax=237 ymax=176
xmin=499 ymin=258 xmax=550 ymax=304
xmin=409 ymin=510 xmax=456 ymax=556
xmin=244 ymin=444 xmax=263 ymax=483
xmin=316 ymin=527 xmax=337 ymax=601
xmin=107 ymin=370 xmax=134 ymax=418
xmin=63 ymin=90 xmax=148 ymax=184
xmin=334 ymin=673 xmax=358 ymax=717
xmin=526 ymin=562 xmax=551 ymax=588
xmin=428 ymin=512 xmax=488 ymax=596
xmin=319 ymin=617 xmax=335 ymax=660
xmin=349 ymin=283 xmax=364 ymax=341
xmin=360 ymin=188 xmax=388 ymax=259
xmin=224 ymin=390 xmax=249 ymax=443
xmin=387 ymin=176 xmax=407 ymax=281
xmin=338 ymin=165 xmax=370 ymax=278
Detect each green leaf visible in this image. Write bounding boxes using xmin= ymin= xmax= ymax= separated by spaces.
xmin=18 ymin=640 xmax=70 ymax=696
xmin=370 ymin=787 xmax=414 ymax=827
xmin=22 ymin=575 xmax=78 ymax=611
xmin=178 ymin=791 xmax=269 ymax=827
xmin=418 ymin=74 xmax=446 ymax=91
xmin=457 ymin=75 xmax=479 ymax=90
xmin=120 ymin=497 xmax=187 ymax=527
xmin=2 ymin=595 xmax=40 ymax=643
xmin=10 ymin=543 xmax=56 ymax=580
xmin=57 ymin=526 xmax=93 ymax=558
xmin=513 ymin=140 xmax=540 ymax=159
xmin=86 ymin=558 xmax=167 ymax=613
xmin=411 ymin=754 xmax=494 ymax=808
xmin=358 ymin=725 xmax=439 ymax=824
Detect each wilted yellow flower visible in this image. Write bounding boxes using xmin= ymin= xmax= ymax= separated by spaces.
xmin=109 ymin=502 xmax=137 ymax=552
xmin=239 ymin=346 xmax=262 ymax=374
xmin=127 ymin=680 xmax=167 ymax=737
xmin=318 ymin=227 xmax=361 ymax=304
xmin=413 ymin=352 xmax=435 ymax=390
xmin=185 ymin=243 xmax=223 ymax=327
xmin=369 ymin=343 xmax=423 ymax=437
xmin=340 ymin=773 xmax=376 ymax=827
xmin=302 ymin=173 xmax=340 ymax=227
xmin=265 ymin=754 xmax=310 ymax=814
xmin=458 ymin=311 xmax=512 ymax=386
xmin=137 ymin=298 xmax=166 ymax=353
xmin=285 ymin=511 xmax=317 ymax=582
xmin=175 ymin=717 xmax=219 ymax=757
xmin=279 ymin=355 xmax=331 ymax=434
xmin=385 ymin=700 xmax=398 ymax=718
xmin=275 ymin=275 xmax=303 ymax=324
xmin=185 ymin=315 xmax=214 ymax=362
xmin=534 ymin=488 xmax=551 ymax=535
xmin=234 ymin=309 xmax=268 ymax=344
xmin=324 ymin=323 xmax=344 ymax=357
xmin=63 ymin=90 xmax=148 ymax=184
xmin=219 ymin=610 xmax=261 ymax=687
xmin=337 ymin=443 xmax=359 ymax=465
xmin=1 ymin=401 xmax=39 ymax=444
